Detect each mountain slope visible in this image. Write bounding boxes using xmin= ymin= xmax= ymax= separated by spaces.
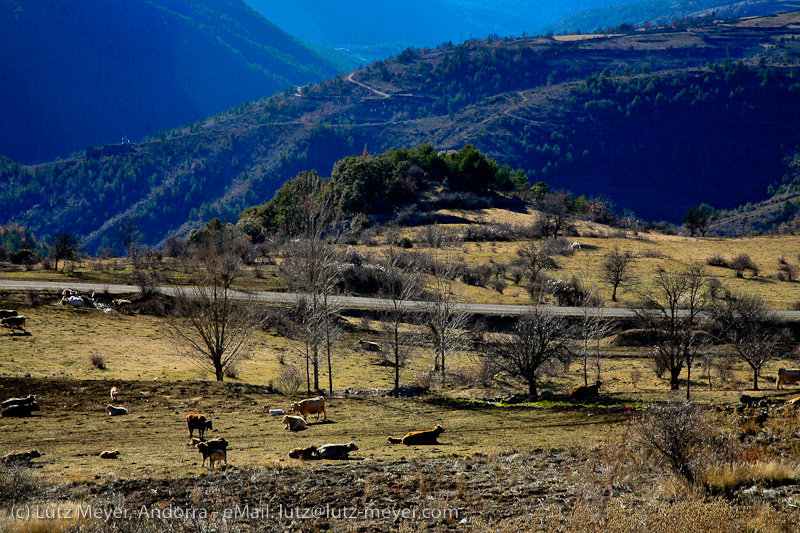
xmin=5 ymin=12 xmax=800 ymax=251
xmin=245 ymin=0 xmax=800 ymax=60
xmin=0 ymin=0 xmax=343 ymax=164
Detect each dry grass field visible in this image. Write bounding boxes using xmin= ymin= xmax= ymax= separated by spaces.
xmin=2 ymin=223 xmax=800 ymax=531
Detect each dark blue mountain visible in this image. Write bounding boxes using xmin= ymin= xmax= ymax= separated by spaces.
xmin=0 ymin=0 xmax=343 ymax=164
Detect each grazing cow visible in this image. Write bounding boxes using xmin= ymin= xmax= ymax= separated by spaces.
xmin=110 ymin=386 xmax=118 ymax=402
xmin=359 ymin=339 xmax=382 ymax=352
xmin=196 ymin=437 xmax=228 ymax=468
xmin=387 ymin=425 xmax=444 ymax=445
xmin=1 ymin=316 xmax=26 ymax=333
xmin=282 ymin=415 xmax=307 ymax=431
xmin=2 ymin=449 xmax=40 ymax=466
xmin=570 ymin=242 xmax=582 ymax=251
xmin=570 ymin=380 xmax=603 ymax=400
xmin=2 ymin=402 xmax=40 ymax=417
xmin=0 ymin=309 xmax=18 ymax=319
xmin=1 ymin=394 xmax=36 ymax=410
xmin=777 ymin=368 xmax=800 ymax=389
xmin=186 ymin=413 xmax=213 ymax=440
xmin=99 ymin=449 xmax=120 ymax=459
xmin=288 ymin=445 xmax=319 ymax=460
xmin=317 ymin=442 xmax=358 ymax=460
xmin=106 ymin=404 xmax=128 ymax=416
xmin=290 ymin=397 xmax=326 ymax=420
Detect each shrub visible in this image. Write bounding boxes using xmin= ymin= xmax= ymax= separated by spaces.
xmin=275 ymin=365 xmax=304 ymax=395
xmin=9 ymin=248 xmax=39 ymax=268
xmin=412 ymin=368 xmax=436 ymax=391
xmin=778 ymin=261 xmax=798 ymax=282
xmin=90 ymin=354 xmax=106 ymax=370
xmin=730 ymin=254 xmax=759 ymax=277
xmin=707 ymin=254 xmax=729 ymax=267
xmin=224 ymin=362 xmax=239 ymax=379
xmin=0 ymin=465 xmax=39 ymax=503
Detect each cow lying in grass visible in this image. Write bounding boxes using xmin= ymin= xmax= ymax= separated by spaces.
xmin=106 ymin=404 xmax=128 ymax=416
xmin=387 ymin=425 xmax=444 ymax=445
xmin=288 ymin=445 xmax=318 ymax=460
xmin=317 ymin=442 xmax=358 ymax=459
xmin=282 ymin=415 xmax=307 ymax=431
xmin=2 ymin=449 xmax=40 ymax=466
xmin=570 ymin=380 xmax=603 ymax=400
xmin=2 ymin=395 xmax=39 ymax=417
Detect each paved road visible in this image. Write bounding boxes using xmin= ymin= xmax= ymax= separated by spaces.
xmin=3 ymin=279 xmax=800 ymax=319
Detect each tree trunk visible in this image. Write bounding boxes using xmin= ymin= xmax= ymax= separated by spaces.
xmin=670 ymin=366 xmax=681 ymax=390
xmin=528 ymin=379 xmax=538 ymax=397
xmin=686 ymin=362 xmax=692 ymax=400
xmin=215 ymin=366 xmax=224 ymax=382
xmin=753 ymin=368 xmax=759 ymax=391
xmin=611 ymin=285 xmax=618 ymax=302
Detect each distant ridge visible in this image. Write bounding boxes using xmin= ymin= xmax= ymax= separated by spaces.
xmin=0 ymin=0 xmax=342 ymax=164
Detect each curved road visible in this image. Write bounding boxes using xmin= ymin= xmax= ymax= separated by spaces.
xmin=3 ymin=279 xmax=800 ymax=320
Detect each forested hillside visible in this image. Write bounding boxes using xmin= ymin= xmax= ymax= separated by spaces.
xmin=5 ymin=12 xmax=800 ymax=251
xmin=0 ymin=0 xmax=345 ymax=164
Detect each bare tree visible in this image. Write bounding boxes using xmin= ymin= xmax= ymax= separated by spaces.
xmin=536 ymin=192 xmax=573 ymax=238
xmin=635 ymin=264 xmax=711 ymax=397
xmin=515 ymin=241 xmax=558 ymax=284
xmin=426 ymin=247 xmax=468 ymax=388
xmin=599 ymin=245 xmax=636 ymax=302
xmin=488 ymin=307 xmax=572 ymax=397
xmin=118 ymin=217 xmax=143 ymax=259
xmin=377 ymin=249 xmax=423 ymax=396
xmin=280 ymin=173 xmax=341 ymax=393
xmin=634 ymin=401 xmax=712 ymax=485
xmin=711 ymin=290 xmax=788 ymax=390
xmin=576 ymin=292 xmax=616 ymax=386
xmin=166 ymin=226 xmax=264 ymax=381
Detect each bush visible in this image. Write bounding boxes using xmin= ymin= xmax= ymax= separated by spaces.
xmin=90 ymin=354 xmax=106 ymax=370
xmin=0 ymin=465 xmax=39 ymax=503
xmin=9 ymin=248 xmax=39 ymax=268
xmin=707 ymin=254 xmax=729 ymax=267
xmin=275 ymin=365 xmax=304 ymax=395
xmin=730 ymin=254 xmax=759 ymax=277
xmin=634 ymin=401 xmax=713 ymax=484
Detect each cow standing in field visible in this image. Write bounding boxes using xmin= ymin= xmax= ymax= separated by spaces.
xmin=777 ymin=368 xmax=800 ymax=389
xmin=1 ymin=316 xmax=26 ymax=334
xmin=291 ymin=397 xmax=326 ymax=420
xmin=186 ymin=413 xmax=213 ymax=440
xmin=0 ymin=310 xmax=18 ymax=319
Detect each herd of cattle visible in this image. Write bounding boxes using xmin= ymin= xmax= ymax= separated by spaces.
xmin=0 ymin=389 xmax=448 ymax=471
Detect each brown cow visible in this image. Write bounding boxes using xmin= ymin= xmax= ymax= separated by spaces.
xmin=196 ymin=437 xmax=228 ymax=468
xmin=1 ymin=316 xmax=26 ymax=333
xmin=282 ymin=415 xmax=307 ymax=431
xmin=291 ymin=397 xmax=326 ymax=420
xmin=186 ymin=413 xmax=213 ymax=440
xmin=388 ymin=425 xmax=444 ymax=445
xmin=777 ymin=368 xmax=800 ymax=389
xmin=288 ymin=445 xmax=318 ymax=460
xmin=570 ymin=380 xmax=603 ymax=400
